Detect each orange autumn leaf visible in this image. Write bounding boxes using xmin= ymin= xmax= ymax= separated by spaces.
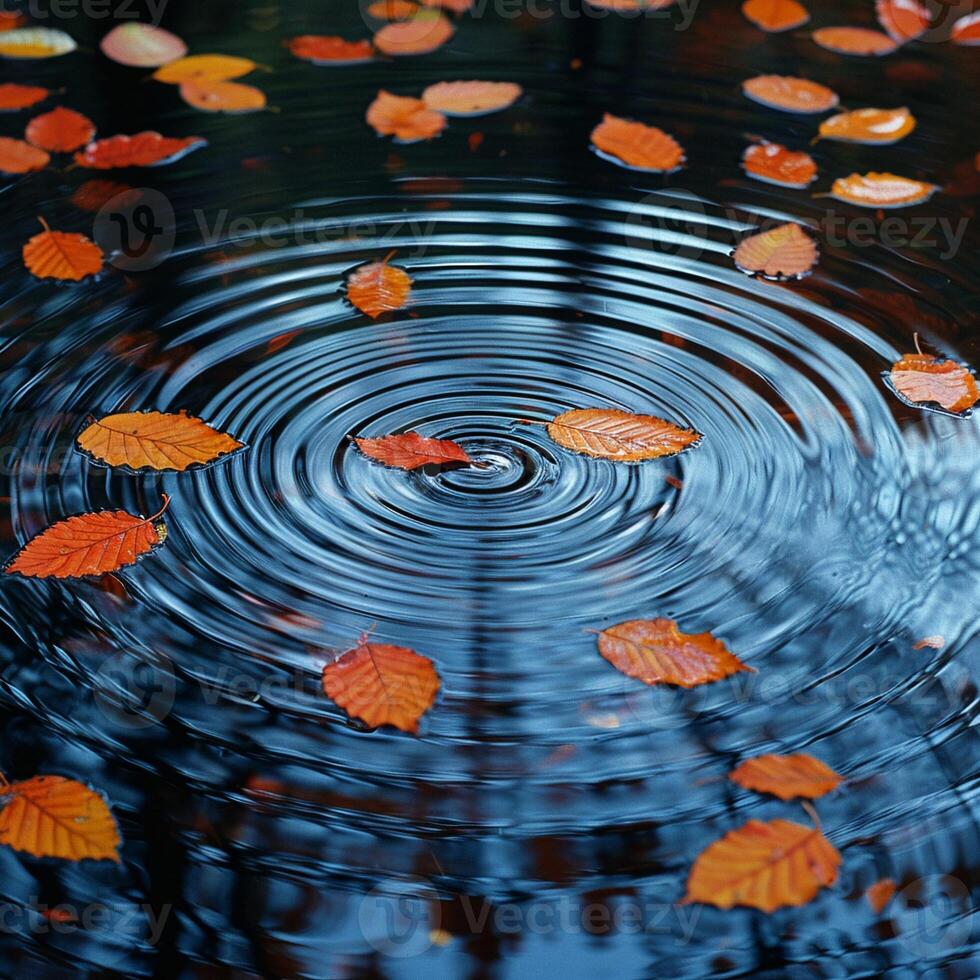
xmin=742 ymin=75 xmax=839 ymax=113
xmin=421 ymin=80 xmax=522 ymax=116
xmin=732 ymin=222 xmax=817 ymax=280
xmin=70 ymin=179 xmax=139 ymax=212
xmin=912 ymin=634 xmax=945 ymax=650
xmin=0 ymin=775 xmax=121 ymax=862
xmin=288 ymin=35 xmax=374 ymax=64
xmin=886 ymin=353 xmax=979 ymax=414
xmin=73 ymin=131 xmax=207 ymax=168
xmin=180 ymin=80 xmax=267 ymax=113
xmin=951 ymin=11 xmax=980 ymax=45
xmin=729 ymin=753 xmax=843 ymax=800
xmin=876 ymin=0 xmax=928 ymax=42
xmin=421 ymin=0 xmax=473 ymax=11
xmin=367 ymin=0 xmax=420 ymax=18
xmin=366 ymin=90 xmax=447 ymax=142
xmin=866 ymin=878 xmax=897 ymax=914
xmin=597 ymin=618 xmax=753 ymax=688
xmin=0 ymin=11 xmax=25 ymax=30
xmin=590 ymin=113 xmax=684 ymax=172
xmin=355 ymin=432 xmax=472 ymax=469
xmin=741 ymin=0 xmax=809 ymax=32
xmin=4 ymin=495 xmax=170 ymax=579
xmin=828 ymin=172 xmax=938 ymax=208
xmin=346 ymin=252 xmax=413 ymax=318
xmin=545 ymin=409 xmax=700 ymax=461
xmin=0 ymin=82 xmax=49 ymax=111
xmin=0 ymin=136 xmax=49 ymax=174
xmin=23 ymin=217 xmax=104 ymax=281
xmin=76 ymin=410 xmax=244 ymax=471
xmin=153 ymin=53 xmax=257 ymax=84
xmin=373 ymin=13 xmax=454 ymax=55
xmin=812 ymin=26 xmax=898 ymax=56
xmin=25 ymin=106 xmax=95 ymax=152
xmin=683 ymin=819 xmax=841 ymax=911
xmin=817 ymin=106 xmax=915 ymax=145
xmin=321 ymin=639 xmax=440 ymax=733
xmin=741 ymin=141 xmax=816 ymax=188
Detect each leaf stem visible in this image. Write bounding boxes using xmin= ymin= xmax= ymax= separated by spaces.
xmin=149 ymin=494 xmax=171 ymax=522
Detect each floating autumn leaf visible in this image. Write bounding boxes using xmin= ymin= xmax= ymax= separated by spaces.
xmin=0 ymin=775 xmax=121 ymax=862
xmin=421 ymin=0 xmax=473 ymax=11
xmin=683 ymin=818 xmax=841 ymax=911
xmin=742 ymin=141 xmax=816 ymax=188
xmin=153 ymin=53 xmax=257 ymax=84
xmin=345 ymin=252 xmax=413 ymax=317
xmin=23 ymin=217 xmax=104 ymax=281
xmin=366 ymin=90 xmax=447 ymax=142
xmin=866 ymin=878 xmax=897 ymax=914
xmin=74 ymin=131 xmax=207 ymax=168
xmin=180 ymin=80 xmax=267 ymax=114
xmin=70 ymin=179 xmax=140 ymax=212
xmin=590 ymin=113 xmax=684 ymax=173
xmin=373 ymin=12 xmax=454 ymax=55
xmin=597 ymin=618 xmax=753 ymax=688
xmin=817 ymin=106 xmax=915 ymax=145
xmin=812 ymin=26 xmax=898 ymax=56
xmin=77 ymin=410 xmax=244 ymax=471
xmin=730 ymin=753 xmax=843 ymax=800
xmin=741 ymin=0 xmax=809 ymax=32
xmin=951 ymin=11 xmax=980 ymax=45
xmin=912 ymin=634 xmax=945 ymax=650
xmin=828 ymin=172 xmax=938 ymax=208
xmin=0 ymin=10 xmax=24 ymax=30
xmin=0 ymin=27 xmax=77 ymax=59
xmin=355 ymin=432 xmax=472 ymax=469
xmin=0 ymin=82 xmax=49 ymax=111
xmin=100 ymin=22 xmax=187 ymax=67
xmin=421 ymin=80 xmax=522 ymax=116
xmin=886 ymin=353 xmax=979 ymax=414
xmin=876 ymin=0 xmax=928 ymax=42
xmin=288 ymin=35 xmax=374 ymax=64
xmin=742 ymin=75 xmax=839 ymax=113
xmin=4 ymin=495 xmax=170 ymax=579
xmin=367 ymin=0 xmax=420 ymax=18
xmin=0 ymin=136 xmax=49 ymax=174
xmin=732 ymin=222 xmax=817 ymax=280
xmin=25 ymin=106 xmax=95 ymax=153
xmin=544 ymin=408 xmax=700 ymax=461
xmin=321 ymin=638 xmax=440 ymax=733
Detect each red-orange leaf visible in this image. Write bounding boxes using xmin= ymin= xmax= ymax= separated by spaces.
xmin=288 ymin=35 xmax=375 ymax=64
xmin=76 ymin=410 xmax=244 ymax=471
xmin=742 ymin=0 xmax=809 ymax=32
xmin=545 ymin=409 xmax=700 ymax=461
xmin=373 ymin=13 xmax=454 ymax=55
xmin=0 ymin=135 xmax=49 ymax=173
xmin=683 ymin=819 xmax=841 ymax=911
xmin=742 ymin=140 xmax=816 ymax=188
xmin=732 ymin=222 xmax=817 ymax=280
xmin=912 ymin=634 xmax=944 ymax=650
xmin=828 ymin=171 xmax=938 ymax=208
xmin=23 ymin=217 xmax=104 ymax=281
xmin=876 ymin=0 xmax=928 ymax=42
xmin=590 ymin=113 xmax=684 ymax=172
xmin=886 ymin=353 xmax=979 ymax=414
xmin=25 ymin=106 xmax=95 ymax=152
xmin=5 ymin=495 xmax=170 ymax=579
xmin=74 ymin=131 xmax=207 ymax=169
xmin=321 ymin=640 xmax=440 ymax=733
xmin=180 ymin=80 xmax=266 ymax=114
xmin=597 ymin=618 xmax=753 ymax=688
xmin=866 ymin=878 xmax=897 ymax=914
xmin=0 ymin=776 xmax=121 ymax=862
xmin=729 ymin=753 xmax=843 ymax=800
xmin=421 ymin=80 xmax=522 ymax=116
xmin=0 ymin=82 xmax=49 ymax=110
xmin=355 ymin=432 xmax=472 ymax=469
xmin=742 ymin=75 xmax=839 ymax=113
xmin=346 ymin=252 xmax=413 ymax=317
xmin=817 ymin=106 xmax=915 ymax=145
xmin=366 ymin=89 xmax=447 ymax=142
xmin=421 ymin=0 xmax=473 ymax=11
xmin=69 ymin=179 xmax=139 ymax=212
xmin=951 ymin=11 xmax=980 ymax=45
xmin=367 ymin=0 xmax=420 ymax=19
xmin=812 ymin=26 xmax=898 ymax=56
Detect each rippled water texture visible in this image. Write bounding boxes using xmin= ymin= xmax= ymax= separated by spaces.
xmin=1 ymin=2 xmax=979 ymax=977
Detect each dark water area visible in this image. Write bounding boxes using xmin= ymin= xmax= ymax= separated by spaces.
xmin=0 ymin=0 xmax=978 ymax=976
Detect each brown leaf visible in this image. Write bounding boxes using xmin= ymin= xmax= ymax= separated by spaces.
xmin=597 ymin=618 xmax=753 ymax=688
xmin=817 ymin=107 xmax=915 ymax=145
xmin=683 ymin=818 xmax=841 ymax=911
xmin=0 ymin=135 xmax=49 ymax=173
xmin=829 ymin=172 xmax=938 ymax=208
xmin=729 ymin=753 xmax=843 ymax=799
xmin=732 ymin=222 xmax=817 ymax=280
xmin=741 ymin=141 xmax=817 ymax=188
xmin=886 ymin=353 xmax=978 ymax=414
xmin=590 ymin=113 xmax=684 ymax=172
xmin=812 ymin=26 xmax=898 ymax=56
xmin=23 ymin=217 xmax=104 ymax=281
xmin=25 ymin=106 xmax=95 ymax=152
xmin=545 ymin=409 xmax=701 ymax=461
xmin=742 ymin=75 xmax=839 ymax=113
xmin=741 ymin=0 xmax=809 ymax=32
xmin=354 ymin=432 xmax=472 ymax=469
xmin=346 ymin=252 xmax=413 ymax=318
xmin=366 ymin=89 xmax=447 ymax=142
